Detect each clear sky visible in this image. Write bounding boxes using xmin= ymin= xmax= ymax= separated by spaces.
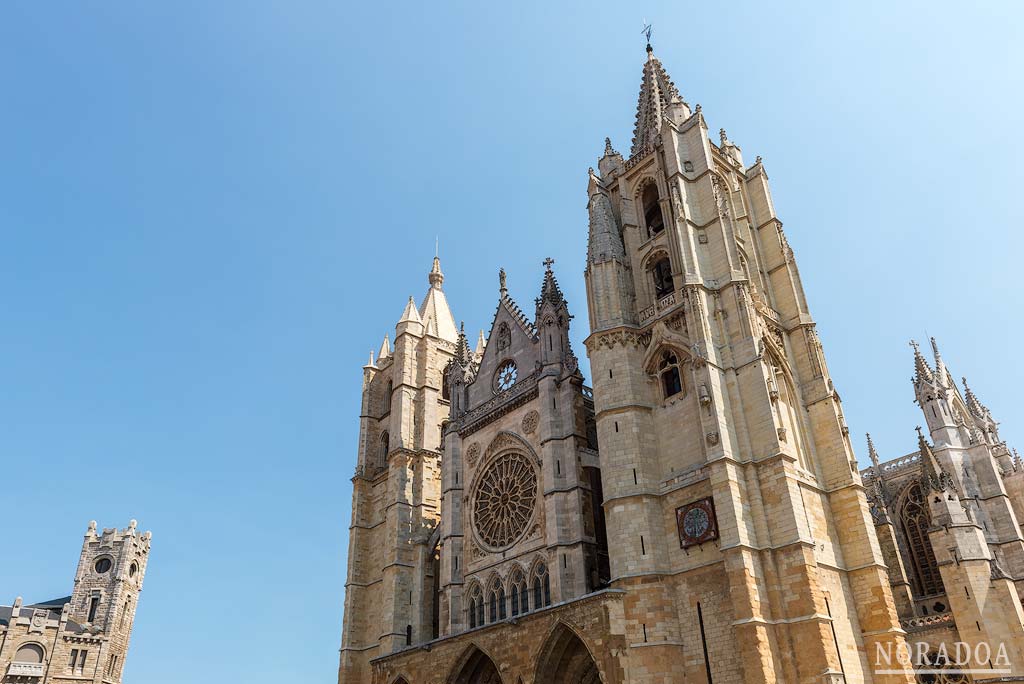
xmin=2 ymin=2 xmax=1022 ymax=682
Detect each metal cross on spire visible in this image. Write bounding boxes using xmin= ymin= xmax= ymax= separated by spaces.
xmin=542 ymin=257 xmax=555 ymax=271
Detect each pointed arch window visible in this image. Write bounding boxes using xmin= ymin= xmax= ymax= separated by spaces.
xmin=659 ymin=351 xmax=683 ymax=399
xmin=468 ymin=585 xmax=483 ymax=629
xmin=384 ymin=380 xmax=393 ymax=414
xmin=642 ymin=183 xmax=665 ymax=236
xmin=378 ymin=432 xmax=390 ymax=471
xmin=899 ymin=483 xmax=945 ymax=597
xmin=509 ymin=568 xmax=528 ymax=617
xmin=651 ymin=257 xmax=674 ymax=299
xmin=488 ymin=590 xmax=497 ymax=623
xmin=442 ymin=372 xmax=450 ymax=401
xmin=532 ymin=562 xmax=551 ymax=609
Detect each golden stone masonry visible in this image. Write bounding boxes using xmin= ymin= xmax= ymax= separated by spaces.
xmin=337 ymin=44 xmax=1024 ymax=684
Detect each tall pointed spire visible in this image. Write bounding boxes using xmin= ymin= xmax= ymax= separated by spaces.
xmin=910 ymin=340 xmax=934 ymax=384
xmin=419 ymin=256 xmax=458 ymax=342
xmin=866 ymin=433 xmax=881 ymax=471
xmin=588 ymin=168 xmax=625 ymax=265
xmin=455 ymin=321 xmax=471 ymax=365
xmin=962 ymin=376 xmax=987 ymax=419
xmin=475 ymin=330 xmax=486 ymax=358
xmin=537 ymin=258 xmax=568 ymax=312
xmin=917 ymin=426 xmax=951 ymax=492
xmin=930 ymin=337 xmax=949 ymax=387
xmin=631 ymin=44 xmax=688 ymax=156
xmin=378 ymin=334 xmax=391 ymax=360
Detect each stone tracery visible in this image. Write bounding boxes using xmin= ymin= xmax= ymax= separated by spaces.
xmin=473 ymin=452 xmax=537 ymax=549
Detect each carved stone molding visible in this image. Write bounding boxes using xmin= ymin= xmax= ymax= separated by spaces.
xmin=521 ymin=410 xmax=539 ymax=435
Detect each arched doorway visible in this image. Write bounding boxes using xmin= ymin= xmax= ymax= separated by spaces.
xmin=450 ymin=646 xmax=502 ymax=684
xmin=535 ymin=623 xmax=601 ymax=684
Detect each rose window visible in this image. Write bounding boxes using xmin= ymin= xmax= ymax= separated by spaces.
xmin=494 ymin=360 xmax=517 ymax=393
xmin=473 ymin=452 xmax=537 ymax=549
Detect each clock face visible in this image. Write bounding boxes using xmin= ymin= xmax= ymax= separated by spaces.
xmin=683 ymin=507 xmax=710 ymax=538
xmin=677 ymin=497 xmax=718 ymax=548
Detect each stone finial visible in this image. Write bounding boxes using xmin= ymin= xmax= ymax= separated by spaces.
xmin=720 ymin=128 xmax=728 ymax=146
xmin=603 ymin=137 xmax=618 ymax=158
xmin=755 ymin=155 xmax=763 ymax=165
xmin=866 ymin=433 xmax=881 ymax=470
xmin=499 ymin=268 xmax=507 ymax=296
xmin=428 ymin=256 xmax=444 ymax=289
xmin=366 ymin=349 xmax=376 ymax=367
xmin=129 ymin=519 xmax=137 ymax=531
xmin=87 ymin=520 xmax=97 ymax=535
xmin=695 ymin=103 xmax=702 ymax=113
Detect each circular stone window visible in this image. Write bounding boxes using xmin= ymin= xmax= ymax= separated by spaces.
xmin=493 ymin=360 xmax=517 ymax=393
xmin=473 ymin=452 xmax=537 ymax=549
xmin=94 ymin=558 xmax=112 ymax=574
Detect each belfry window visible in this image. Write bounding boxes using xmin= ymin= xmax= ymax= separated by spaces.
xmin=642 ymin=183 xmax=665 ymax=236
xmin=659 ymin=350 xmax=683 ymax=398
xmin=652 ymin=257 xmax=674 ymax=299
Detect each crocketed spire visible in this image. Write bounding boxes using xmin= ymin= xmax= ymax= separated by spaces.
xmin=910 ymin=340 xmax=934 ymax=384
xmin=537 ymin=258 xmax=568 ymax=311
xmin=631 ymin=44 xmax=686 ymax=156
xmin=930 ymin=337 xmax=949 ymax=387
xmin=866 ymin=433 xmax=881 ymax=470
xmin=455 ymin=321 xmax=471 ymax=366
xmin=917 ymin=426 xmax=951 ymax=492
xmin=587 ymin=170 xmax=625 ymax=265
xmin=962 ymin=376 xmax=988 ymax=419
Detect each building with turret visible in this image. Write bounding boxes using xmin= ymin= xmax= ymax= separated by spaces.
xmin=0 ymin=520 xmax=151 ymax=683
xmin=864 ymin=340 xmax=1024 ymax=678
xmin=338 ymin=43 xmax=924 ymax=683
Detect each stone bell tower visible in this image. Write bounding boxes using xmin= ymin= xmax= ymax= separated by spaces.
xmin=70 ymin=520 xmax=151 ymax=682
xmin=582 ymin=43 xmax=915 ymax=683
xmin=339 ymin=257 xmax=457 ymax=683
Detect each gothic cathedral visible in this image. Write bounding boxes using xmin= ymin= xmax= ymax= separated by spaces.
xmin=337 ymin=44 xmax=984 ymax=683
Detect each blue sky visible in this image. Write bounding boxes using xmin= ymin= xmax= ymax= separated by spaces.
xmin=1 ymin=2 xmax=1022 ymax=682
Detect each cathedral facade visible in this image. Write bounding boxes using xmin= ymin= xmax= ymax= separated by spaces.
xmin=0 ymin=521 xmax=150 ymax=684
xmin=335 ymin=44 xmax=1024 ymax=683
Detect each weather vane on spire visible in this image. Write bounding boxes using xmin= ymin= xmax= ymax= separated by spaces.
xmin=641 ymin=20 xmax=652 ymax=47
